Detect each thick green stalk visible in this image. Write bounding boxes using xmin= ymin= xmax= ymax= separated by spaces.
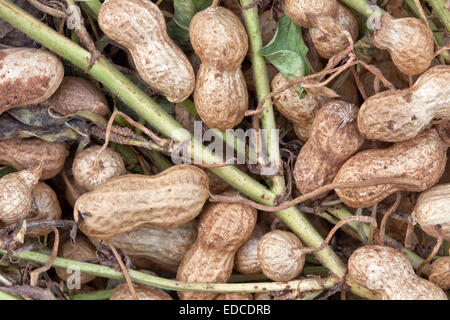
xmin=0 ymin=290 xmax=18 ymax=300
xmin=339 ymin=0 xmax=383 ymax=18
xmin=240 ymin=0 xmax=285 ymax=195
xmin=0 ymin=0 xmax=360 ymax=296
xmin=71 ymin=289 xmax=113 ymax=300
xmin=427 ymin=0 xmax=450 ymax=32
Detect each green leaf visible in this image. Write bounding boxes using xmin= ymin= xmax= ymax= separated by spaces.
xmin=259 ymin=16 xmax=310 ymax=96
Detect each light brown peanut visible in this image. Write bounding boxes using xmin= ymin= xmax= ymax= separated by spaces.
xmin=176 ymin=201 xmax=257 ymax=300
xmin=348 ymin=245 xmax=447 ymax=300
xmin=72 ymin=145 xmax=126 ymax=192
xmin=98 ymin=0 xmax=195 ymax=103
xmin=334 ymin=130 xmax=447 ymax=208
xmin=74 ymin=164 xmax=209 ymax=239
xmin=190 ymin=6 xmax=249 ymax=131
xmin=428 ymin=257 xmax=450 ymax=290
xmin=358 ymin=66 xmax=450 ymax=142
xmin=0 ymin=138 xmax=68 ymax=180
xmin=110 ymin=283 xmax=173 ymax=300
xmin=234 ymin=225 xmax=266 ymax=275
xmin=0 ymin=47 xmax=64 ymax=114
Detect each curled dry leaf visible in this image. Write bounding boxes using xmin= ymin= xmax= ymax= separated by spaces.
xmin=358 ymin=66 xmax=450 ymax=142
xmin=334 ymin=130 xmax=447 ymax=208
xmin=0 ymin=48 xmax=64 ymax=114
xmin=110 ymin=283 xmax=173 ymax=300
xmin=74 ymin=165 xmax=209 ymax=239
xmin=190 ymin=6 xmax=249 ymax=131
xmin=0 ymin=138 xmax=68 ymax=180
xmin=294 ymin=101 xmax=364 ymax=195
xmin=348 ymin=245 xmax=447 ymax=300
xmin=44 ymin=77 xmax=109 ymax=116
xmin=98 ymin=0 xmax=195 ymax=103
xmin=72 ymin=145 xmax=126 ymax=192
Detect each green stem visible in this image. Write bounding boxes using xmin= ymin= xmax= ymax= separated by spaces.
xmin=339 ymin=0 xmax=384 ymax=18
xmin=82 ymin=0 xmax=101 ymax=17
xmin=240 ymin=0 xmax=285 ymax=195
xmin=0 ymin=289 xmax=18 ymax=300
xmin=70 ymin=289 xmax=113 ymax=300
xmin=427 ymin=0 xmax=450 ymax=32
xmin=0 ymin=249 xmax=338 ymax=293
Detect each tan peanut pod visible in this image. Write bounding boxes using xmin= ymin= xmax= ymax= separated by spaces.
xmin=0 ymin=48 xmax=64 ymax=114
xmin=428 ymin=257 xmax=450 ymax=290
xmin=110 ymin=283 xmax=173 ymax=300
xmin=0 ymin=166 xmax=42 ymax=225
xmin=44 ymin=77 xmax=109 ymax=116
xmin=234 ymin=225 xmax=266 ymax=274
xmin=74 ymin=164 xmax=209 ymax=239
xmin=348 ymin=245 xmax=447 ymax=300
xmin=0 ymin=138 xmax=68 ymax=180
xmin=294 ymin=101 xmax=364 ymax=195
xmin=65 ymin=176 xmax=87 ymax=208
xmin=176 ymin=201 xmax=257 ymax=300
xmin=334 ymin=130 xmax=447 ymax=208
xmin=72 ymin=145 xmax=126 ymax=192
xmin=257 ymin=230 xmax=305 ymax=282
xmin=55 ymin=236 xmax=98 ymax=285
xmin=359 ymin=60 xmax=409 ymax=97
xmin=308 ymin=4 xmax=359 ymax=59
xmin=90 ymin=221 xmax=197 ymax=271
xmin=190 ymin=6 xmax=249 ymax=131
xmin=372 ymin=13 xmax=434 ymax=76
xmin=215 ymin=293 xmax=253 ymax=300
xmin=358 ymin=66 xmax=450 ymax=142
xmin=285 ymin=0 xmax=339 ymax=28
xmin=271 ymin=72 xmax=327 ymax=142
xmin=27 ymin=182 xmax=62 ymax=237
xmin=412 ymin=183 xmax=450 ymax=241
xmin=98 ymin=0 xmax=195 ymax=103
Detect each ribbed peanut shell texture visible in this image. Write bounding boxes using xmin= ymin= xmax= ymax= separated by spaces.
xmin=429 ymin=257 xmax=450 ymax=290
xmin=358 ymin=66 xmax=450 ymax=142
xmin=234 ymin=225 xmax=265 ymax=274
xmin=412 ymin=183 xmax=450 ymax=240
xmin=257 ymin=230 xmax=305 ymax=282
xmin=271 ymin=73 xmax=326 ymax=142
xmin=373 ymin=14 xmax=434 ymax=76
xmin=98 ymin=0 xmax=195 ymax=103
xmin=348 ymin=245 xmax=447 ymax=300
xmin=190 ymin=7 xmax=248 ymax=131
xmin=294 ymin=101 xmax=364 ymax=195
xmin=0 ymin=138 xmax=68 ymax=180
xmin=45 ymin=77 xmax=109 ymax=116
xmin=110 ymin=283 xmax=173 ymax=300
xmin=55 ymin=237 xmax=98 ymax=284
xmin=334 ymin=130 xmax=447 ymax=208
xmin=177 ymin=202 xmax=257 ymax=300
xmin=0 ymin=48 xmax=64 ymax=114
xmin=90 ymin=221 xmax=197 ymax=270
xmin=285 ymin=0 xmax=338 ymax=28
xmin=74 ymin=165 xmax=209 ymax=239
xmin=0 ymin=167 xmax=41 ymax=225
xmin=72 ymin=146 xmax=126 ymax=192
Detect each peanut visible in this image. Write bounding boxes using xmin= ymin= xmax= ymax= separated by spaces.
xmin=428 ymin=257 xmax=450 ymax=290
xmin=176 ymin=201 xmax=257 ymax=300
xmin=0 ymin=138 xmax=68 ymax=180
xmin=74 ymin=164 xmax=209 ymax=239
xmin=90 ymin=221 xmax=197 ymax=272
xmin=44 ymin=77 xmax=109 ymax=116
xmin=27 ymin=182 xmax=62 ymax=237
xmin=234 ymin=225 xmax=266 ymax=275
xmin=110 ymin=283 xmax=173 ymax=300
xmin=334 ymin=130 xmax=447 ymax=208
xmin=0 ymin=48 xmax=64 ymax=114
xmin=72 ymin=145 xmax=126 ymax=192
xmin=257 ymin=230 xmax=305 ymax=282
xmin=294 ymin=101 xmax=364 ymax=195
xmin=412 ymin=183 xmax=450 ymax=241
xmin=190 ymin=6 xmax=249 ymax=131
xmin=348 ymin=245 xmax=447 ymax=300
xmin=98 ymin=0 xmax=195 ymax=103
xmin=0 ymin=166 xmax=42 ymax=225
xmin=286 ymin=1 xmax=358 ymax=59
xmin=55 ymin=236 xmax=98 ymax=285
xmin=372 ymin=13 xmax=434 ymax=76
xmin=271 ymin=72 xmax=327 ymax=142
xmin=357 ymin=66 xmax=450 ymax=142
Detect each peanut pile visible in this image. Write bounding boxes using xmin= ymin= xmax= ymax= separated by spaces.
xmin=0 ymin=0 xmax=449 ymax=301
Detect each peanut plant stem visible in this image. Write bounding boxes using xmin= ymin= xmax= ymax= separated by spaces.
xmin=427 ymin=0 xmax=450 ymax=32
xmin=0 ymin=0 xmax=372 ymax=298
xmin=339 ymin=0 xmax=383 ymax=18
xmin=70 ymin=289 xmax=113 ymax=300
xmin=0 ymin=289 xmax=18 ymax=300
